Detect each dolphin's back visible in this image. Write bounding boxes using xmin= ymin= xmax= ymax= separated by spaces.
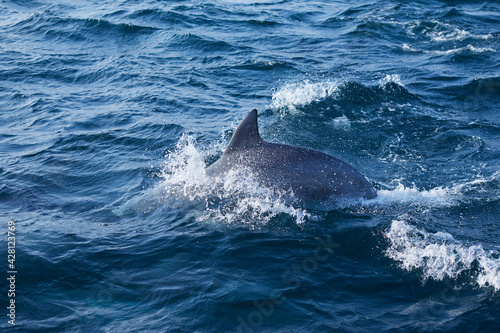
xmin=205 ymin=109 xmax=377 ymax=204
xmin=207 ymin=142 xmax=376 ymax=201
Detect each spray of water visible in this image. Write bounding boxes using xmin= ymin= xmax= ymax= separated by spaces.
xmin=159 ymin=134 xmax=312 ymax=227
xmin=386 ymin=220 xmax=500 ymax=291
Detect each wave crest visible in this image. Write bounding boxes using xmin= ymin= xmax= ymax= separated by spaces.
xmin=270 ymin=76 xmax=412 ymax=115
xmin=386 ymin=220 xmax=500 ymax=291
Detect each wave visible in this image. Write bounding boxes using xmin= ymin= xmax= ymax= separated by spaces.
xmin=374 ymin=183 xmax=458 ymax=208
xmin=401 ymin=43 xmax=495 ymax=55
xmin=9 ymin=11 xmax=157 ymax=42
xmin=405 ymin=19 xmax=493 ymax=43
xmin=340 ymin=13 xmax=496 ymax=56
xmin=161 ymin=31 xmax=244 ymax=53
xmin=398 ymin=18 xmax=496 ymax=58
xmin=126 ymin=7 xmax=281 ymax=29
xmin=335 ymin=9 xmax=495 ymax=45
xmin=125 ymin=8 xmax=195 ymax=29
xmin=270 ymin=75 xmax=412 ymax=114
xmin=349 ymin=19 xmax=404 ymax=42
xmin=385 ymin=220 xmax=500 ymax=291
xmin=432 ymin=76 xmax=500 ymax=109
xmin=270 ymin=79 xmax=340 ymax=112
xmin=454 ymin=77 xmax=500 ymax=100
xmin=232 ymin=59 xmax=296 ymax=72
xmin=366 ymin=170 xmax=500 ymax=209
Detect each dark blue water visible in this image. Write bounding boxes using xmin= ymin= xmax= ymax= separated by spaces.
xmin=1 ymin=0 xmax=500 ymax=332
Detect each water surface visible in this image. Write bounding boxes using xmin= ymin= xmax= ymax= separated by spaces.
xmin=1 ymin=0 xmax=499 ymax=332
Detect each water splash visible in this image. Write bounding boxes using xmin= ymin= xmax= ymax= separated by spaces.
xmin=379 ymin=74 xmax=404 ymax=87
xmin=270 ymin=79 xmax=340 ymax=112
xmin=374 ymin=183 xmax=458 ymax=207
xmin=161 ymin=134 xmax=212 ymax=201
xmin=370 ymin=172 xmax=500 ymax=209
xmin=159 ymin=134 xmax=312 ymax=227
xmin=385 ymin=220 xmax=500 ymax=291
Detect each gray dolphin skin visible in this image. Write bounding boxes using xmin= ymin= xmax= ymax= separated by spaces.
xmin=206 ymin=109 xmax=377 ymax=204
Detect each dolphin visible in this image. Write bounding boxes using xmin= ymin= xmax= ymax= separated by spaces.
xmin=206 ymin=109 xmax=376 ymax=205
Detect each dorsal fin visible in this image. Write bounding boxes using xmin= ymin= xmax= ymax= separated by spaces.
xmin=225 ymin=109 xmax=263 ymax=153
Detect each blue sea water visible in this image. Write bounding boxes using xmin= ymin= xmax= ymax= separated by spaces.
xmin=1 ymin=0 xmax=500 ymax=331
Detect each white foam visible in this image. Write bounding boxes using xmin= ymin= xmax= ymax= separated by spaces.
xmin=379 ymin=74 xmax=404 ymax=87
xmin=385 ymin=220 xmax=500 ymax=291
xmin=406 ymin=20 xmax=492 ymax=43
xmin=401 ymin=43 xmax=421 ymax=53
xmin=430 ymin=25 xmax=472 ymax=42
xmin=433 ymin=45 xmax=495 ymax=55
xmin=401 ymin=43 xmax=494 ymax=55
xmin=370 ymin=182 xmax=459 ymax=208
xmin=158 ymin=134 xmax=311 ymax=227
xmin=270 ymin=79 xmax=340 ymax=112
xmin=368 ymin=171 xmax=500 ymax=209
xmin=270 ymin=75 xmax=410 ymax=114
xmin=201 ymin=170 xmax=312 ymax=227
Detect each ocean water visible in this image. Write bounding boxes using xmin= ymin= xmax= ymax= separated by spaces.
xmin=1 ymin=0 xmax=500 ymax=332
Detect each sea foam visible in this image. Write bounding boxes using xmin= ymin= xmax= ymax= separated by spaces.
xmin=270 ymin=79 xmax=340 ymax=112
xmin=386 ymin=220 xmax=500 ymax=291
